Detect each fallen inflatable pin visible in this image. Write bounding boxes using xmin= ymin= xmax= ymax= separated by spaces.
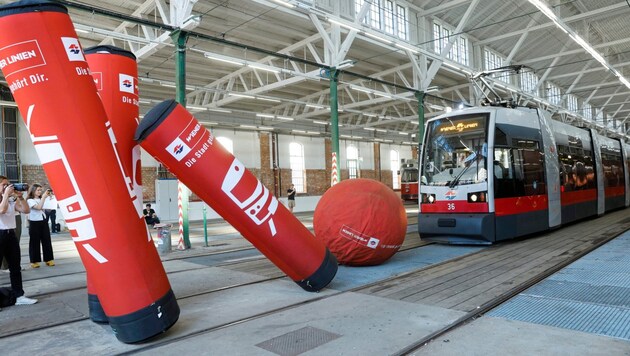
xmin=135 ymin=100 xmax=338 ymax=292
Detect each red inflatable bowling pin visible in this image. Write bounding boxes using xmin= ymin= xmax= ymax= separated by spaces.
xmin=0 ymin=1 xmax=178 ymax=343
xmin=84 ymin=45 xmax=143 ymax=324
xmin=135 ymin=100 xmax=338 ymax=291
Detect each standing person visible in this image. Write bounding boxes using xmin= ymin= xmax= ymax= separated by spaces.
xmin=0 ymin=214 xmax=20 ymax=271
xmin=287 ymin=184 xmax=296 ymax=213
xmin=143 ymin=203 xmax=160 ymax=226
xmin=45 ymin=200 xmax=58 ymax=234
xmin=26 ymin=184 xmax=55 ymax=268
xmin=0 ymin=176 xmax=37 ymax=305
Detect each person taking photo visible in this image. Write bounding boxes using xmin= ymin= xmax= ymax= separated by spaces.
xmin=0 ymin=176 xmax=37 ymax=305
xmin=26 ymin=184 xmax=55 ymax=268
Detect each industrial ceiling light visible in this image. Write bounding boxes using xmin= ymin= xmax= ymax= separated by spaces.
xmin=328 ymin=18 xmax=361 ymax=32
xmin=204 ymin=53 xmax=245 ymax=66
xmin=208 ymin=108 xmax=232 ymax=114
xmin=336 ymin=59 xmax=357 ymax=70
xmin=351 ymin=85 xmax=372 ymax=94
xmin=269 ymin=0 xmax=295 ymax=8
xmin=256 ymin=96 xmax=281 ymax=103
xmin=394 ymin=42 xmax=419 ymax=54
xmin=363 ymin=31 xmax=394 ymax=44
xmin=249 ymin=63 xmax=281 ymax=73
xmin=230 ymin=93 xmax=255 ymax=99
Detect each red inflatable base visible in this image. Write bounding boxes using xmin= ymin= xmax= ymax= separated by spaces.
xmin=314 ymin=179 xmax=407 ymax=266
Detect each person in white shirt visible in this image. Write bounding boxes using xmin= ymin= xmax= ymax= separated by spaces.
xmin=0 ymin=176 xmax=37 ymax=305
xmin=26 ymin=184 xmax=55 ymax=268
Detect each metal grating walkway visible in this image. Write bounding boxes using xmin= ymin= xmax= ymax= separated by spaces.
xmin=488 ymin=230 xmax=630 ymax=340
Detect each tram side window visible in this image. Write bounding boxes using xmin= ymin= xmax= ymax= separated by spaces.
xmin=494 ymin=140 xmax=545 ymax=198
xmin=602 ymin=151 xmax=624 ymax=188
xmin=558 ymin=145 xmax=595 ymax=191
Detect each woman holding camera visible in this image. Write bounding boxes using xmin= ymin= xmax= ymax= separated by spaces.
xmin=26 ymin=184 xmax=54 ymax=268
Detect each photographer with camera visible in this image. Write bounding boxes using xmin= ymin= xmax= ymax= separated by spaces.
xmin=0 ymin=176 xmax=37 ymax=305
xmin=45 ymin=197 xmax=58 ymax=234
xmin=26 ymin=184 xmax=55 ymax=268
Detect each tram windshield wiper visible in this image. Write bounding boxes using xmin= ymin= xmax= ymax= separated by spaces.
xmin=449 ymin=152 xmax=476 ymax=188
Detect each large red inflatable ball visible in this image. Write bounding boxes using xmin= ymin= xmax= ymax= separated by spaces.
xmin=313 ymin=179 xmax=407 ymax=266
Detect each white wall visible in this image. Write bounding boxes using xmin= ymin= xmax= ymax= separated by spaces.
xmin=277 ymin=135 xmax=326 ymax=170
xmin=380 ymin=143 xmax=414 ymax=170
xmin=18 ymin=118 xmax=39 ymax=165
xmin=211 ymin=129 xmax=261 ymax=168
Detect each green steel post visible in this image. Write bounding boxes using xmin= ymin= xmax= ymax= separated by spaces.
xmin=172 ymin=29 xmax=191 ymax=249
xmin=415 ymin=91 xmax=425 ymax=144
xmin=330 ymin=68 xmax=341 ymax=185
xmin=203 ymin=204 xmax=208 ymax=247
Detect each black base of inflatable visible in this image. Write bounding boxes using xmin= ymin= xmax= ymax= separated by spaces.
xmin=108 ymin=288 xmax=180 ymax=344
xmin=296 ymin=249 xmax=338 ymax=292
xmin=88 ymin=293 xmax=109 ymax=324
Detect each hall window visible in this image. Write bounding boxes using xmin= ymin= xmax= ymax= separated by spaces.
xmin=433 ymin=21 xmax=469 ymax=66
xmin=347 ymin=146 xmax=359 ymax=179
xmin=583 ymin=102 xmax=593 ymax=120
xmin=546 ymin=83 xmax=561 ymax=105
xmin=520 ymin=71 xmax=539 ymax=95
xmin=567 ymin=94 xmax=578 ymax=114
xmin=356 ymin=0 xmax=408 ymax=40
xmin=289 ymin=142 xmax=306 ymax=193
xmin=484 ymin=48 xmax=508 ymax=83
xmin=390 ymin=149 xmax=400 ymax=189
xmin=216 ymin=136 xmax=233 ymax=154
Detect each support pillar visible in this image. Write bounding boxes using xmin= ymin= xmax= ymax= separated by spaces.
xmin=171 ymin=29 xmax=191 ymax=249
xmin=330 ymin=68 xmax=341 ymax=186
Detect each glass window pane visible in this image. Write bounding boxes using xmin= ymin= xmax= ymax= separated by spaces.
xmin=289 ymin=142 xmax=306 ymax=193
xmin=216 ymin=136 xmax=234 ymax=154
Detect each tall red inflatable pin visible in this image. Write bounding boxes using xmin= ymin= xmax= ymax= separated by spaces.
xmin=84 ymin=45 xmax=143 ymax=324
xmin=0 ymin=1 xmax=178 ymax=343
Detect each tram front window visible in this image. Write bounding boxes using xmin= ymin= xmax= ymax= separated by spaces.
xmin=421 ymin=114 xmax=489 ymax=186
xmin=401 ymin=168 xmax=418 ymax=183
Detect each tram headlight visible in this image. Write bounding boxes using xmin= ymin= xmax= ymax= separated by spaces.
xmin=467 ymin=191 xmax=487 ymax=203
xmin=421 ymin=193 xmax=436 ymax=204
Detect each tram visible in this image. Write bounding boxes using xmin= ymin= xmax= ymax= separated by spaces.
xmin=418 ymin=65 xmax=630 ymax=244
xmin=418 ymin=104 xmax=629 ymax=244
xmin=400 ymin=160 xmax=419 ymax=201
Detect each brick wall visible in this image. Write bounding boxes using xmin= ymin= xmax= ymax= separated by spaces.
xmin=258 ymin=133 xmax=276 ymax=194
xmin=21 ymin=165 xmax=50 ymax=188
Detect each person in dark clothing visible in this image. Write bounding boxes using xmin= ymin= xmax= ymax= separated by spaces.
xmin=287 ymin=184 xmax=296 ymax=213
xmin=143 ymin=203 xmax=160 ymax=226
xmin=45 ymin=206 xmax=58 ymax=233
xmin=0 ymin=176 xmax=37 ymax=305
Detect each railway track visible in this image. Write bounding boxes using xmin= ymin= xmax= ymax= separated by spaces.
xmin=3 ymin=208 xmax=628 ymax=354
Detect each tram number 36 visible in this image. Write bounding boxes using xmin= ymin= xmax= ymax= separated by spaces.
xmin=447 ymin=203 xmax=455 ymax=211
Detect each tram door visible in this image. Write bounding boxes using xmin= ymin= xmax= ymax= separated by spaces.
xmin=493 ymin=126 xmax=548 ymax=241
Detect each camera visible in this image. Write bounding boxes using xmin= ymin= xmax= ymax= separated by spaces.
xmin=12 ymin=183 xmax=28 ymax=191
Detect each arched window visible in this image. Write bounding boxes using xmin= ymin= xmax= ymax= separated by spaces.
xmin=390 ymin=150 xmax=400 ymax=189
xmin=216 ymin=136 xmax=233 ymax=154
xmin=347 ymin=146 xmax=359 ymax=179
xmin=289 ymin=142 xmax=306 ymax=193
